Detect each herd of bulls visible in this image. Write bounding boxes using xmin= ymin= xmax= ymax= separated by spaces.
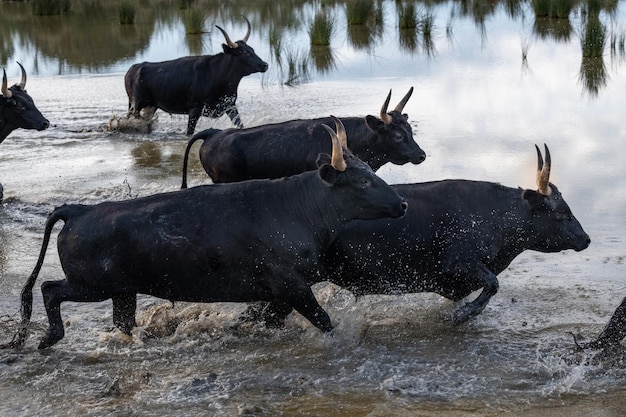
xmin=0 ymin=18 xmax=623 ymax=354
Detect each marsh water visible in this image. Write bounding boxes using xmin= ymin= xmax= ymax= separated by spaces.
xmin=2 ymin=1 xmax=626 ymax=415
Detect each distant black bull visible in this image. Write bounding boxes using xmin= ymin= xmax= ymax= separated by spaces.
xmin=1 ymin=63 xmax=50 ymax=201
xmin=124 ymin=16 xmax=268 ymax=135
xmin=7 ymin=117 xmax=407 ymax=349
xmin=250 ymin=145 xmax=590 ymax=327
xmin=181 ymin=88 xmax=425 ymax=187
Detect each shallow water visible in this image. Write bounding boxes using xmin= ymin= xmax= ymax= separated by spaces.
xmin=1 ymin=1 xmax=626 ymax=416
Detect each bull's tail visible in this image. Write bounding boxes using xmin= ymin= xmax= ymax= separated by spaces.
xmin=181 ymin=128 xmax=220 ymax=189
xmin=3 ymin=204 xmax=81 ymax=349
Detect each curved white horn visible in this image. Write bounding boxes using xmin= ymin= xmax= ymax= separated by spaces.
xmin=535 ymin=144 xmax=552 ymax=196
xmin=380 ymin=90 xmax=392 ymax=124
xmin=1 ymin=69 xmax=11 ymax=98
xmin=394 ymin=86 xmax=413 ymax=112
xmin=242 ymin=16 xmax=251 ymax=43
xmin=17 ymin=62 xmax=26 ymax=89
xmin=322 ymin=123 xmax=347 ymax=172
xmin=216 ymin=25 xmax=238 ymax=48
xmin=330 ymin=115 xmax=348 ymax=149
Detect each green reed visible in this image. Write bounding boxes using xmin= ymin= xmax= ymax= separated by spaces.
xmin=309 ymin=11 xmax=333 ymax=46
xmin=119 ymin=1 xmax=136 ymax=25
xmin=184 ymin=7 xmax=205 ymax=34
xmin=32 ymin=0 xmax=71 ymax=16
xmin=346 ymin=0 xmax=375 ymax=25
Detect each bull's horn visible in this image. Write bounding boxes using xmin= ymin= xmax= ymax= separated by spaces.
xmin=17 ymin=62 xmax=26 ymax=89
xmin=535 ymin=144 xmax=552 ymax=196
xmin=322 ymin=123 xmax=347 ymax=172
xmin=216 ymin=24 xmax=238 ymax=48
xmin=380 ymin=90 xmax=393 ymax=124
xmin=1 ymin=69 xmax=10 ymax=98
xmin=394 ymin=86 xmax=413 ymax=113
xmin=242 ymin=16 xmax=251 ymax=43
xmin=330 ymin=115 xmax=348 ymax=149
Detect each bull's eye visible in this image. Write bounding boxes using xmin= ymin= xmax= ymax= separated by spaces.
xmin=359 ymin=178 xmax=371 ymax=189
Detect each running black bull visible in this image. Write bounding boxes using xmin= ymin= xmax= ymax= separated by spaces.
xmin=181 ymin=88 xmax=425 ymax=187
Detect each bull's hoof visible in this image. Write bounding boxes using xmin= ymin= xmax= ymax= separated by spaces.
xmin=38 ymin=329 xmax=64 ymax=350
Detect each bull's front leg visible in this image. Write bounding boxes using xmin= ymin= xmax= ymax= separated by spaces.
xmin=225 ymin=105 xmax=243 ymax=129
xmin=279 ymin=284 xmax=333 ymax=333
xmin=448 ymin=264 xmax=499 ymax=325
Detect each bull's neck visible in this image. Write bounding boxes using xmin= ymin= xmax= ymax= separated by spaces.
xmin=488 ymin=189 xmax=536 ymax=269
xmin=279 ymin=173 xmax=351 ymax=248
xmin=340 ymin=118 xmax=386 ymax=171
xmin=0 ymin=103 xmax=14 ymax=144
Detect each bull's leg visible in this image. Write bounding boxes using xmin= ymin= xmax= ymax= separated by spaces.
xmin=187 ymin=108 xmax=202 ymax=135
xmin=585 ymin=296 xmax=626 ymax=349
xmin=283 ymin=287 xmax=333 ymax=333
xmin=225 ymin=106 xmax=243 ymax=129
xmin=112 ymin=293 xmax=137 ymax=335
xmin=450 ymin=265 xmax=499 ymax=325
xmin=39 ymin=279 xmax=111 ymax=349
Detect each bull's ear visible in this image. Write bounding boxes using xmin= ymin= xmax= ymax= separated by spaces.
xmin=523 ymin=189 xmax=546 ymax=209
xmin=222 ymin=44 xmax=234 ymax=54
xmin=316 ymin=153 xmax=331 ymax=168
xmin=365 ymin=115 xmax=384 ymax=132
xmin=318 ymin=163 xmax=339 ymax=185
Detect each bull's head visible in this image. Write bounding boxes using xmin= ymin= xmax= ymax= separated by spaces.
xmin=318 ymin=116 xmax=408 ymax=220
xmin=215 ymin=16 xmax=269 ymax=75
xmin=1 ymin=63 xmax=50 ymax=143
xmin=522 ymin=144 xmax=590 ymax=253
xmin=364 ymin=87 xmax=426 ymax=167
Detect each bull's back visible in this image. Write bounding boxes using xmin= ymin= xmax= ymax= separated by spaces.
xmin=200 ymin=119 xmax=333 ymax=182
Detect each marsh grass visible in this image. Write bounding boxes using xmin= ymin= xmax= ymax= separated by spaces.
xmin=420 ymin=10 xmax=435 ymax=56
xmin=118 ymin=1 xmax=136 ymax=25
xmin=178 ymin=0 xmax=196 ymax=9
xmin=285 ymin=49 xmax=310 ymax=86
xmin=398 ymin=3 xmax=418 ymax=29
xmin=309 ymin=11 xmax=334 ymax=46
xmin=346 ymin=0 xmax=375 ymax=25
xmin=32 ymin=0 xmax=71 ymax=15
xmin=581 ymin=12 xmax=606 ymax=58
xmin=531 ymin=0 xmax=576 ymax=18
xmin=184 ymin=7 xmax=206 ymax=34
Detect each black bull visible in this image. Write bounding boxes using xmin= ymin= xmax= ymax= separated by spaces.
xmin=124 ymin=17 xmax=268 ymax=135
xmin=249 ymin=145 xmax=591 ymax=326
xmin=180 ymin=88 xmax=426 ymax=187
xmin=7 ymin=117 xmax=408 ymax=349
xmin=1 ymin=63 xmax=50 ymax=201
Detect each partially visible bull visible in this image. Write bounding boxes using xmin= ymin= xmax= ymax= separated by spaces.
xmin=6 ymin=117 xmax=407 ymax=350
xmin=181 ymin=88 xmax=425 ymax=187
xmin=1 ymin=63 xmax=49 ymax=143
xmin=1 ymin=63 xmax=50 ymax=202
xmin=125 ymin=16 xmax=268 ymax=135
xmin=249 ymin=145 xmax=590 ymax=327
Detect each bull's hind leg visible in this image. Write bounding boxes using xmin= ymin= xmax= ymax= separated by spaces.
xmin=39 ymin=279 xmax=111 ymax=349
xmin=112 ymin=293 xmax=137 ymax=335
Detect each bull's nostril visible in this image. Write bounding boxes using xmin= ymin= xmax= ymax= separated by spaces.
xmin=401 ymin=201 xmax=409 ymax=212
